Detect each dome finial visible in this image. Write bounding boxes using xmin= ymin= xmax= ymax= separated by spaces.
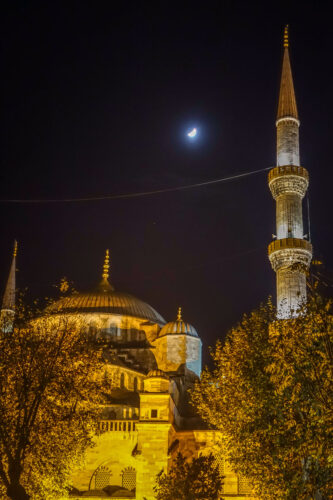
xmin=177 ymin=306 xmax=182 ymax=321
xmin=102 ymin=249 xmax=110 ymax=280
xmin=283 ymin=25 xmax=289 ymax=48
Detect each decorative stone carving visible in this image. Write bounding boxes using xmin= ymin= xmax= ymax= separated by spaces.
xmin=268 ymin=166 xmax=309 ymax=199
xmin=268 ymin=238 xmax=312 ymax=272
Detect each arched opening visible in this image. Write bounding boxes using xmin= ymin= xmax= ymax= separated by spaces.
xmin=93 ymin=465 xmax=112 ymax=489
xmin=121 ymin=466 xmax=136 ymax=491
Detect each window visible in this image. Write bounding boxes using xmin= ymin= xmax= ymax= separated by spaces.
xmin=238 ymin=475 xmax=251 ymax=494
xmin=133 ymin=377 xmax=138 ymax=392
xmin=122 ymin=467 xmax=136 ymax=490
xmin=151 ymin=409 xmax=158 ymax=418
xmin=120 ymin=373 xmax=125 ymax=389
xmin=94 ymin=466 xmax=112 ymax=489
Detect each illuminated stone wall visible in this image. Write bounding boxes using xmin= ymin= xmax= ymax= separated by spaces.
xmin=52 ymin=311 xmax=160 ymax=345
xmin=152 ymin=334 xmax=202 ymax=377
xmin=42 ymin=310 xmax=250 ymax=499
xmin=276 ymin=117 xmax=300 ymax=166
xmin=71 ymin=427 xmax=138 ymax=492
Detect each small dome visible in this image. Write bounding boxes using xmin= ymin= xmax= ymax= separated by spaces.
xmin=159 ymin=307 xmax=199 ymax=338
xmin=147 ymin=369 xmax=169 ymax=379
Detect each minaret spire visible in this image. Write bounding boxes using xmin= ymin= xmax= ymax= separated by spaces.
xmin=268 ymin=28 xmax=312 ymax=318
xmin=277 ymin=25 xmax=298 ymax=122
xmin=2 ymin=240 xmax=17 ymax=313
xmin=1 ymin=241 xmax=18 ymax=332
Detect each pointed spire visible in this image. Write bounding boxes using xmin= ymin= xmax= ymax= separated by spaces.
xmin=98 ymin=249 xmax=114 ymax=292
xmin=277 ymin=25 xmax=299 ymax=120
xmin=2 ymin=240 xmax=17 ymax=312
xmin=177 ymin=306 xmax=182 ymax=321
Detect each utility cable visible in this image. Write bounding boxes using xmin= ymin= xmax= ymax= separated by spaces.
xmin=0 ymin=166 xmax=271 ymax=204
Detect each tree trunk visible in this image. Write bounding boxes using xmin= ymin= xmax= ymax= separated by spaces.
xmin=6 ymin=482 xmax=30 ymax=500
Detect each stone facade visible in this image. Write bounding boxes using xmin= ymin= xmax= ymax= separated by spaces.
xmin=276 ymin=117 xmax=300 ymax=166
xmin=55 ymin=298 xmax=254 ymax=500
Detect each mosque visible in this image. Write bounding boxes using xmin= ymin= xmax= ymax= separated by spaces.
xmin=1 ymin=27 xmax=311 ymax=500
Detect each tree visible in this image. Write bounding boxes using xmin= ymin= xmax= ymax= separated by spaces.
xmin=0 ymin=300 xmax=109 ymax=500
xmin=191 ymin=294 xmax=333 ymax=500
xmin=153 ymin=452 xmax=223 ymax=500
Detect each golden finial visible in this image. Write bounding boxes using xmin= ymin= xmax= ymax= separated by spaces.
xmin=102 ymin=249 xmax=110 ymax=280
xmin=177 ymin=306 xmax=182 ymax=321
xmin=283 ymin=25 xmax=289 ymax=48
xmin=13 ymin=240 xmax=18 ymax=257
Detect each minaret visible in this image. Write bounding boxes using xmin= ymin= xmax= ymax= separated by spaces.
xmin=1 ymin=241 xmax=18 ymax=330
xmin=268 ymin=27 xmax=312 ymax=318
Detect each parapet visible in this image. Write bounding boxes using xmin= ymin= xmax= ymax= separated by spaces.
xmin=268 ymin=238 xmax=312 ymax=272
xmin=268 ymin=165 xmax=309 ymax=198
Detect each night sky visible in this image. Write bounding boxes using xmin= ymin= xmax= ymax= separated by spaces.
xmin=1 ymin=1 xmax=332 ymax=365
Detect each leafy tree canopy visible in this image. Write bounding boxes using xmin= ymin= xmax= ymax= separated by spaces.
xmin=0 ymin=296 xmax=109 ymax=500
xmin=191 ymin=293 xmax=333 ymax=500
xmin=153 ymin=452 xmax=223 ymax=500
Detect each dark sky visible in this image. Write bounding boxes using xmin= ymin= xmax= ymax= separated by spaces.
xmin=1 ymin=1 xmax=332 ymax=365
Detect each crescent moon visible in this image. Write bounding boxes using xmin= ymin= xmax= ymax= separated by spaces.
xmin=187 ymin=128 xmax=197 ymax=138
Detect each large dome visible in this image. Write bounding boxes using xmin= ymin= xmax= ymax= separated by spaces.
xmin=48 ymin=251 xmax=166 ymax=325
xmin=48 ymin=287 xmax=166 ymax=325
xmin=48 ymin=249 xmax=165 ymax=325
xmin=47 ymin=250 xmax=166 ymax=326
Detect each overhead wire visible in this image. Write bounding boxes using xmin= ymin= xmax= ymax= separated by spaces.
xmin=0 ymin=166 xmax=271 ymax=204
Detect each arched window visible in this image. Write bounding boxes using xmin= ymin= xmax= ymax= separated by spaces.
xmin=122 ymin=467 xmax=136 ymax=490
xmin=120 ymin=373 xmax=125 ymax=389
xmin=238 ymin=475 xmax=251 ymax=494
xmin=133 ymin=377 xmax=138 ymax=392
xmin=94 ymin=465 xmax=112 ymax=489
xmin=215 ymin=454 xmax=225 ymax=475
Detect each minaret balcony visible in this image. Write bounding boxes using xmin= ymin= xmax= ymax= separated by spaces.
xmin=268 ymin=238 xmax=312 ymax=272
xmin=268 ymin=165 xmax=309 ymax=198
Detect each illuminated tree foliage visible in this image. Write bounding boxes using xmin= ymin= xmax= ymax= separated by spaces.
xmin=153 ymin=452 xmax=223 ymax=500
xmin=0 ymin=301 xmax=108 ymax=500
xmin=191 ymin=294 xmax=333 ymax=500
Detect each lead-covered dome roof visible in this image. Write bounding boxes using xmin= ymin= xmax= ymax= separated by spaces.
xmin=47 ymin=250 xmax=166 ymax=326
xmin=158 ymin=307 xmax=199 ymax=338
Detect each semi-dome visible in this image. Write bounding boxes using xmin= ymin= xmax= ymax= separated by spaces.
xmin=158 ymin=307 xmax=199 ymax=338
xmin=47 ymin=251 xmax=166 ymax=326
